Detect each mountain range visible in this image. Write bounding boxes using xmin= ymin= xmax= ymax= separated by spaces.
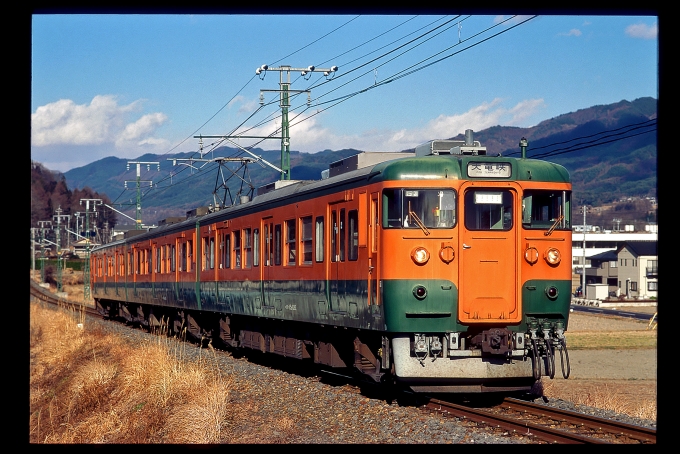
xmin=59 ymin=97 xmax=656 ymax=226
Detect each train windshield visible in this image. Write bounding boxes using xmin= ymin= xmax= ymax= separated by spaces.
xmin=522 ymin=190 xmax=571 ymax=231
xmin=382 ymin=188 xmax=456 ymax=229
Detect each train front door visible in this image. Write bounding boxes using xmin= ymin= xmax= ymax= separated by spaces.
xmin=458 ymin=183 xmax=521 ymax=323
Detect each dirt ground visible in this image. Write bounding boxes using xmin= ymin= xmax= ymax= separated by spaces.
xmin=541 ymin=311 xmax=657 ymax=416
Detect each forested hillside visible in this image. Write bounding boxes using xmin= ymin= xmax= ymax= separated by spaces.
xmin=35 ymin=97 xmax=655 ymax=227
xmin=30 ymin=161 xmax=116 ymax=241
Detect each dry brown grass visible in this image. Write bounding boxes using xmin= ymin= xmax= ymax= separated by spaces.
xmin=29 ymin=300 xmax=238 ymax=444
xmin=541 ymin=379 xmax=657 ymax=421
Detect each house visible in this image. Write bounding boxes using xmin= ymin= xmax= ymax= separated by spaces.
xmin=616 ymin=241 xmax=658 ymax=299
xmin=584 ymin=249 xmax=618 ymax=295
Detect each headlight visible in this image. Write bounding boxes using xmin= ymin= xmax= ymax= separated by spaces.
xmin=411 ymin=246 xmax=430 ymax=265
xmin=524 ymin=247 xmax=539 ymax=264
xmin=544 ymin=247 xmax=561 ymax=266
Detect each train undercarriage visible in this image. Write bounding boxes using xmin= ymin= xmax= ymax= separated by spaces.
xmin=95 ymin=298 xmax=569 ymax=396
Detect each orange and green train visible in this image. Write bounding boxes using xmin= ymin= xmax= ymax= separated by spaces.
xmin=91 ymin=130 xmax=572 ymax=396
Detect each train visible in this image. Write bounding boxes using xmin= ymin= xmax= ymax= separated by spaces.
xmin=91 ymin=130 xmax=572 ymax=397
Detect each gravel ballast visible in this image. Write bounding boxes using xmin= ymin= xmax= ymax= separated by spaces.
xmin=79 ymin=310 xmax=656 ymax=444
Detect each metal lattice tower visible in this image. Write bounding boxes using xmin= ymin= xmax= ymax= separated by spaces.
xmin=38 ymin=220 xmax=52 ymax=283
xmin=80 ymin=198 xmax=102 ymax=301
xmin=256 ymin=64 xmax=337 ymax=180
xmin=125 ymin=161 xmax=159 ymax=229
xmin=52 ymin=206 xmax=70 ymax=292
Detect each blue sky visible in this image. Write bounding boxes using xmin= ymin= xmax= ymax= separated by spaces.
xmin=31 ymin=14 xmax=658 ymax=173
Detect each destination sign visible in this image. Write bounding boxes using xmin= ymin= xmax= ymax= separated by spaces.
xmin=467 ymin=162 xmax=511 ymax=178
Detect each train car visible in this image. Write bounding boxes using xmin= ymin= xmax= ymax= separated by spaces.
xmin=91 ymin=131 xmax=572 ymax=396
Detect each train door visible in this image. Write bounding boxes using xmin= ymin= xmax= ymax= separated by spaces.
xmin=261 ymin=218 xmax=275 ymax=306
xmin=368 ymin=192 xmax=380 ymax=306
xmin=330 ymin=204 xmax=347 ymax=312
xmin=459 ymin=182 xmax=521 ymax=323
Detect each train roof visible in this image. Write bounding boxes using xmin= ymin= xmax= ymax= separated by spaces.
xmin=92 ymin=144 xmax=569 ymax=251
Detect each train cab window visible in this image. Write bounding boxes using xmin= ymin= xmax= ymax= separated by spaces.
xmin=383 ymin=189 xmax=456 ymax=229
xmin=285 ymin=219 xmax=296 ymax=265
xmin=522 ymin=190 xmax=571 ymax=231
xmin=464 ymin=189 xmax=513 ymax=231
xmin=244 ymin=228 xmax=252 ymax=269
xmin=233 ymin=231 xmax=242 ymax=269
xmin=348 ymin=210 xmax=358 ymax=261
xmin=301 ymin=216 xmax=313 ymax=265
xmin=315 ymin=216 xmax=324 ymax=263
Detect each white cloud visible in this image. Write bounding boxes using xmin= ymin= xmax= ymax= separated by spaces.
xmin=558 ymin=29 xmax=582 ymax=37
xmin=228 ymin=95 xmax=260 ymax=115
xmin=116 ymin=112 xmax=168 ymax=146
xmin=31 ymin=95 xmax=172 ymax=170
xmin=625 ymin=22 xmax=658 ymax=40
xmin=283 ymin=98 xmax=546 ymax=154
xmin=31 ymin=95 xmax=166 ymax=148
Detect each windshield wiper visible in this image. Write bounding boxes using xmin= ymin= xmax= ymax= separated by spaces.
xmin=544 ymin=214 xmax=564 ymax=236
xmin=409 ymin=210 xmax=430 ymax=235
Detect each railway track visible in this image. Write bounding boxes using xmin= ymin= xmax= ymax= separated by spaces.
xmin=424 ymin=396 xmax=656 ymax=444
xmin=30 ymin=279 xmax=656 ymax=444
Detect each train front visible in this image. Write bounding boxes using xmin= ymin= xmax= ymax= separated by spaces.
xmin=378 ymin=137 xmax=572 ymax=395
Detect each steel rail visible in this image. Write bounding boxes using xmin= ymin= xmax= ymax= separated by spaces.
xmin=425 ymin=397 xmax=607 ymax=444
xmin=500 ymin=397 xmax=656 ymax=443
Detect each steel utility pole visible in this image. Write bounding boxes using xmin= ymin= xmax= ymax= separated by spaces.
xmin=125 ymin=161 xmax=159 ymax=229
xmin=582 ymin=204 xmax=587 ymax=293
xmin=53 ymin=206 xmax=70 ymax=292
xmin=256 ymin=64 xmax=337 ymax=180
xmin=38 ymin=220 xmax=52 ymax=283
xmin=80 ymin=198 xmax=102 ymax=301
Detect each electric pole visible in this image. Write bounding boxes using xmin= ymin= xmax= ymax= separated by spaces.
xmin=80 ymin=198 xmax=102 ymax=301
xmin=38 ymin=220 xmax=52 ymax=283
xmin=125 ymin=161 xmax=159 ymax=229
xmin=582 ymin=204 xmax=587 ymax=293
xmin=256 ymin=64 xmax=338 ymax=180
xmin=53 ymin=206 xmax=70 ymax=292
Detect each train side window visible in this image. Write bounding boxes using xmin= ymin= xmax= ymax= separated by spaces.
xmin=253 ymin=228 xmax=260 ymax=267
xmin=339 ymin=209 xmax=346 ymax=262
xmin=244 ymin=228 xmax=252 ymax=269
xmin=147 ymin=249 xmax=152 ymax=274
xmin=210 ymin=237 xmax=215 ymax=270
xmin=301 ymin=216 xmax=313 ymax=265
xmin=171 ymin=244 xmax=176 ymax=272
xmin=285 ymin=219 xmax=296 ymax=265
xmin=348 ymin=210 xmax=358 ymax=261
xmin=315 ymin=216 xmax=324 ymax=262
xmin=225 ymin=234 xmax=231 ymax=269
xmin=156 ymin=247 xmax=161 ymax=273
xmin=233 ymin=231 xmax=241 ymax=269
xmin=331 ymin=211 xmax=338 ymax=262
xmin=274 ymin=224 xmax=282 ymax=265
